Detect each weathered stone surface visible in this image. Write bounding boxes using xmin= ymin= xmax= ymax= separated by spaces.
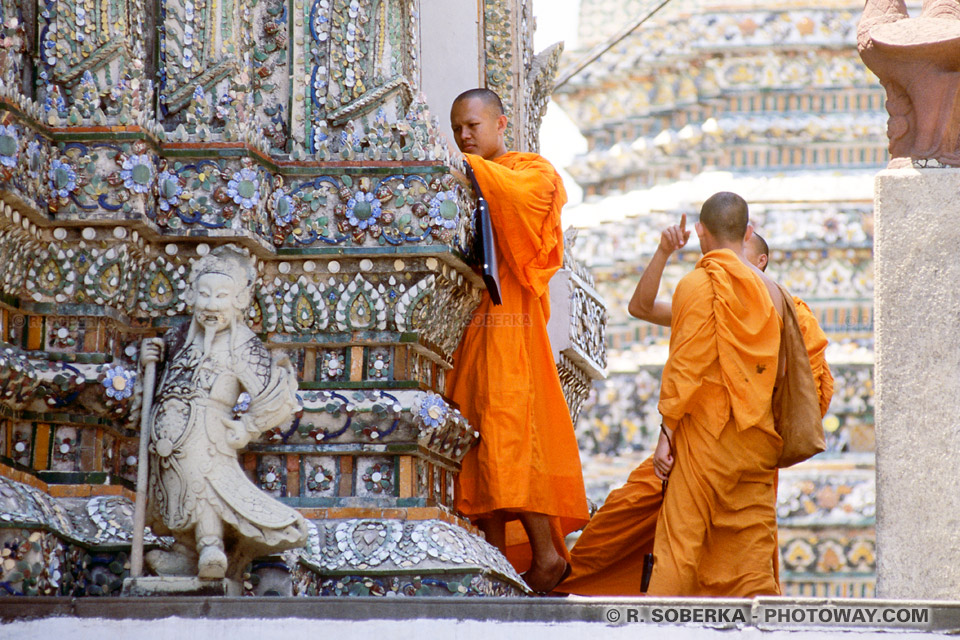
xmin=120 ymin=576 xmax=241 ymax=597
xmin=873 ymin=167 xmax=960 ymax=599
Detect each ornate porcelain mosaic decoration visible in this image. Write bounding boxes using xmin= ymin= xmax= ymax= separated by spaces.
xmin=0 ymin=0 xmax=604 ymax=597
xmin=559 ymin=1 xmax=875 ymax=599
xmin=555 ymin=0 xmax=887 ymax=195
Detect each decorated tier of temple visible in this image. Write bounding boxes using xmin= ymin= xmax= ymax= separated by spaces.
xmin=0 ymin=0 xmax=606 ymax=597
xmin=557 ymin=0 xmax=878 ymax=596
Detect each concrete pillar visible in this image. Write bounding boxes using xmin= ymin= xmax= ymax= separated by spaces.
xmin=875 ymin=167 xmax=960 ymax=599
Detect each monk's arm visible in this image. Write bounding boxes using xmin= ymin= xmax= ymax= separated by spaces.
xmin=627 ymin=246 xmax=673 ymax=326
xmin=817 ymin=362 xmax=834 ymax=418
xmin=794 ymin=296 xmax=834 ymax=416
xmin=628 ymin=220 xmax=690 ymax=326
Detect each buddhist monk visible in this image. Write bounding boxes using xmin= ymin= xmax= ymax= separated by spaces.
xmin=646 ymin=192 xmax=785 ymax=596
xmin=445 ymin=88 xmax=589 ymax=594
xmin=556 ymin=219 xmax=833 ymax=597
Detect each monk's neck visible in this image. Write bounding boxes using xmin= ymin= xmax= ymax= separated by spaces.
xmin=704 ymin=243 xmax=742 ymax=256
xmin=485 ymin=144 xmax=510 ymax=161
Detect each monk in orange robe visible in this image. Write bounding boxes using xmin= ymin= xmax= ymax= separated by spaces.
xmin=445 ymin=88 xmax=589 ymax=594
xmin=647 ymin=192 xmax=785 ymax=596
xmin=556 ymin=221 xmax=833 ymax=596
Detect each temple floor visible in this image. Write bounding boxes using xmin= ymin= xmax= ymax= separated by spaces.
xmin=0 ymin=595 xmax=955 ymax=638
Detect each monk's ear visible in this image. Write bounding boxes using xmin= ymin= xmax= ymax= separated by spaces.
xmin=757 ymin=253 xmax=769 ymax=271
xmin=496 ymin=113 xmax=508 ymax=135
xmin=744 ymin=223 xmax=754 ymax=244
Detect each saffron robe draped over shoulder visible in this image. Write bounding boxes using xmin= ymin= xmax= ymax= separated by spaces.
xmin=557 ymin=288 xmax=834 ymax=596
xmin=446 ymin=152 xmax=589 ymax=572
xmin=649 ymin=248 xmax=782 ymax=597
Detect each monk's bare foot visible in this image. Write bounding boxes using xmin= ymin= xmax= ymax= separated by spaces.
xmin=522 ymin=555 xmax=570 ymax=594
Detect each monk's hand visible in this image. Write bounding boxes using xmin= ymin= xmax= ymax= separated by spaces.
xmin=657 ymin=213 xmax=691 ymax=256
xmin=449 ymin=165 xmax=469 ymax=188
xmin=653 ymin=429 xmax=674 ymax=481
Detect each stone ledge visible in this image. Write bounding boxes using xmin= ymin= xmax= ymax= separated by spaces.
xmin=1 ymin=596 xmax=959 ymax=632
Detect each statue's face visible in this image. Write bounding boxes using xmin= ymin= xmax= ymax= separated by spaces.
xmin=193 ymin=272 xmax=239 ymax=333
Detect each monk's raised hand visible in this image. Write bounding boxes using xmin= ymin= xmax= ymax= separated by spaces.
xmin=658 ymin=213 xmax=692 ymax=255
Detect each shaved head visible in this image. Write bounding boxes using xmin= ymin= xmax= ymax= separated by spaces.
xmin=699 ymin=192 xmax=749 ymax=242
xmin=745 ymin=232 xmax=769 ymax=271
xmin=450 ymin=88 xmax=509 ymax=160
xmin=452 ymin=88 xmax=505 ymax=116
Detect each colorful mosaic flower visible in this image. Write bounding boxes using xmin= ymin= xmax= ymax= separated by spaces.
xmin=102 ymin=365 xmax=135 ymax=400
xmin=273 ymin=192 xmax=296 ymax=226
xmin=346 ymin=191 xmax=381 ymax=230
xmin=156 ymin=170 xmax=183 ymax=211
xmin=419 ymin=393 xmax=447 ymax=428
xmin=48 ymin=159 xmax=77 ymax=198
xmin=307 ymin=464 xmax=334 ymax=492
xmin=120 ymin=154 xmax=154 ymax=194
xmin=428 ymin=190 xmax=459 ymax=229
xmin=362 ymin=462 xmax=392 ymax=494
xmin=321 ymin=351 xmax=345 ymax=380
xmin=260 ymin=464 xmax=282 ymax=491
xmin=227 ymin=167 xmax=260 ymax=210
xmin=0 ymin=124 xmax=18 ymax=168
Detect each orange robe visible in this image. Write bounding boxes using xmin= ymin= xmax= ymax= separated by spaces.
xmin=447 ymin=151 xmax=589 ymax=573
xmin=647 ymin=249 xmax=782 ymax=597
xmin=557 ymin=291 xmax=833 ymax=596
xmin=794 ymin=296 xmax=834 ymax=418
xmin=554 ymin=455 xmax=662 ymax=595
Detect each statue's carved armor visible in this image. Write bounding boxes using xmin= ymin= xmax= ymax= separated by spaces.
xmin=147 ymin=324 xmax=306 ymax=561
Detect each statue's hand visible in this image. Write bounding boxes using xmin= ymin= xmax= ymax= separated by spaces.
xmin=141 ymin=338 xmax=165 ymax=365
xmin=222 ymin=416 xmax=252 ymax=450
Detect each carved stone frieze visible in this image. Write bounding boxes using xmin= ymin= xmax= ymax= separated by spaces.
xmin=298 ymin=518 xmax=525 ymax=587
xmin=251 ymin=389 xmax=478 ymax=465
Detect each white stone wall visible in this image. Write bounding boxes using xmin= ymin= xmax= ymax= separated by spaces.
xmin=420 ymin=0 xmax=483 ymax=150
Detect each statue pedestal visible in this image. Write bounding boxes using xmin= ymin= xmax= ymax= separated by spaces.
xmin=121 ymin=577 xmax=241 ymax=597
xmin=874 ymin=167 xmax=960 ymax=599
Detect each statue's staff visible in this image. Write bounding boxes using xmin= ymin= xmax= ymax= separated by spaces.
xmin=130 ymin=346 xmax=159 ymax=578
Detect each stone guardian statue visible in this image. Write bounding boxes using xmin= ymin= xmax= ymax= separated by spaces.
xmin=858 ymin=0 xmax=960 ymax=165
xmin=140 ymin=244 xmax=307 ymax=581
